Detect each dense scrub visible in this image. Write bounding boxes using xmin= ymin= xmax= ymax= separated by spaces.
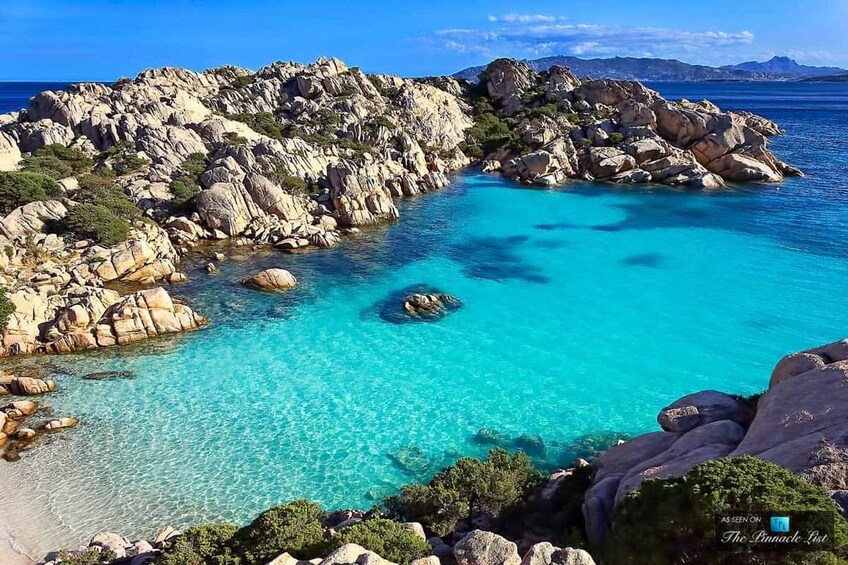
xmin=0 ymin=171 xmax=63 ymax=214
xmin=20 ymin=144 xmax=94 ymax=178
xmin=157 ymin=500 xmax=428 ymax=565
xmin=385 ymin=448 xmax=544 ymax=536
xmin=169 ymin=152 xmax=208 ymax=207
xmin=605 ymin=456 xmax=848 ymax=564
xmin=0 ymin=286 xmax=14 ymax=328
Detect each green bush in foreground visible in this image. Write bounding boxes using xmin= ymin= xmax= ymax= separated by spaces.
xmin=57 ymin=548 xmax=116 ymax=565
xmin=0 ymin=171 xmax=63 ymax=214
xmin=230 ymin=499 xmax=326 ymax=563
xmin=158 ymin=524 xmax=240 ymax=565
xmin=329 ymin=518 xmax=430 ymax=565
xmin=605 ymin=456 xmax=848 ymax=565
xmin=0 ymin=286 xmax=15 ymax=329
xmin=386 ymin=448 xmax=543 ymax=536
xmin=60 ymin=203 xmax=131 ymax=245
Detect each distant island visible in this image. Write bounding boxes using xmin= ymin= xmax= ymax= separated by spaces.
xmin=454 ymin=55 xmax=848 ymax=83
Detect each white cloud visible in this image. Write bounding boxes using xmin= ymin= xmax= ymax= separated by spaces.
xmin=487 ymin=13 xmax=563 ymax=24
xmin=427 ymin=17 xmax=756 ymax=63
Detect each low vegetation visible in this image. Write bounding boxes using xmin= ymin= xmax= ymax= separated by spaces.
xmin=385 ymin=448 xmax=544 ymax=536
xmin=0 ymin=287 xmax=14 ymax=329
xmin=605 ymin=456 xmax=848 ymax=564
xmin=226 ymin=112 xmax=284 ymax=140
xmin=0 ymin=171 xmax=63 ymax=214
xmin=20 ymin=144 xmax=93 ymax=178
xmin=157 ymin=500 xmax=427 ymax=565
xmin=104 ymin=142 xmax=147 ymax=175
xmin=169 ymin=152 xmax=208 ymax=207
xmin=52 ymin=173 xmax=141 ymax=245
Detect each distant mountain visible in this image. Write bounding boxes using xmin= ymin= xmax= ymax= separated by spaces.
xmin=721 ymin=56 xmax=847 ymax=78
xmin=453 ymin=55 xmax=848 ymax=83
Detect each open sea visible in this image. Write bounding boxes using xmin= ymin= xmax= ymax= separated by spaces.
xmin=1 ymin=81 xmax=847 ymax=556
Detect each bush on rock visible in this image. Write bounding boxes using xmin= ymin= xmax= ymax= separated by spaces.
xmin=0 ymin=171 xmax=63 ymax=214
xmin=0 ymin=287 xmax=14 ymax=329
xmin=229 ymin=499 xmax=326 ymax=562
xmin=605 ymin=456 xmax=848 ymax=564
xmin=59 ymin=203 xmax=131 ymax=246
xmin=158 ymin=524 xmax=240 ymax=565
xmin=386 ymin=448 xmax=543 ymax=536
xmin=329 ymin=518 xmax=430 ymax=565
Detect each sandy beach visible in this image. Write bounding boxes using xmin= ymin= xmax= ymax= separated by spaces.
xmin=0 ymin=462 xmax=76 ymax=565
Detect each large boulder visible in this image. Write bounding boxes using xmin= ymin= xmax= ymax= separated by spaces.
xmin=0 ymin=200 xmax=68 ymax=238
xmin=657 ymin=390 xmax=754 ymax=432
xmin=520 ymin=542 xmax=595 ymax=565
xmin=454 ymin=530 xmax=520 ymax=565
xmin=243 ymin=268 xmax=297 ymax=291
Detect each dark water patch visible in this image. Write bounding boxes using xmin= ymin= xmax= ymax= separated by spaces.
xmin=621 ymin=253 xmax=666 ymax=268
xmin=448 ymin=235 xmax=549 ymax=284
xmin=534 ymin=221 xmax=580 ymax=231
xmin=590 ymin=224 xmax=622 ymax=232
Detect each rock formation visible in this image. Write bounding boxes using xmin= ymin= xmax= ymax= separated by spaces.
xmin=402 ymin=292 xmax=462 ymax=319
xmin=582 ymin=338 xmax=848 ymax=543
xmin=243 ymin=268 xmax=298 ymax=291
xmin=470 ymin=59 xmax=801 ymax=188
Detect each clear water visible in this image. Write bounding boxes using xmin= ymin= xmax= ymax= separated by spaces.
xmin=1 ymin=82 xmax=847 ymax=555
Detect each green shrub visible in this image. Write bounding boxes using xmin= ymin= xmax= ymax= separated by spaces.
xmin=230 ymin=499 xmax=326 ymax=562
xmin=158 ymin=524 xmax=240 ymax=565
xmin=278 ymin=175 xmax=308 ymax=193
xmin=105 ymin=142 xmax=147 ymax=175
xmin=577 ymin=138 xmax=593 ymax=149
xmin=20 ymin=144 xmax=93 ymax=179
xmin=330 ymin=518 xmax=430 ymax=565
xmin=55 ymin=548 xmax=116 ymax=565
xmin=75 ymin=174 xmax=142 ymax=221
xmin=223 ymin=132 xmax=249 ymax=146
xmin=0 ymin=171 xmax=63 ymax=214
xmin=369 ymin=115 xmax=397 ymax=130
xmin=230 ymin=75 xmax=256 ymax=89
xmin=608 ymin=132 xmax=624 ymax=146
xmin=466 ymin=112 xmax=511 ymax=155
xmin=386 ymin=448 xmax=543 ymax=536
xmin=313 ymin=108 xmax=340 ymax=127
xmin=0 ymin=287 xmax=15 ymax=329
xmin=227 ymin=112 xmax=283 ymax=140
xmin=574 ymin=92 xmax=587 ymax=102
xmin=606 ymin=456 xmax=848 ymax=564
xmin=169 ymin=153 xmax=208 ymax=207
xmin=60 ymin=203 xmax=131 ymax=245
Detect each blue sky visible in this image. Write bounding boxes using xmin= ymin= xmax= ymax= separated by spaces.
xmin=2 ymin=0 xmax=847 ymax=80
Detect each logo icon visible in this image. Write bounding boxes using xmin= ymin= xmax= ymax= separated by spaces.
xmin=770 ymin=516 xmax=790 ymax=533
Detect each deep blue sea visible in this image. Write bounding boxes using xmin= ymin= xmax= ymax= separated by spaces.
xmin=1 ymin=81 xmax=847 ymax=554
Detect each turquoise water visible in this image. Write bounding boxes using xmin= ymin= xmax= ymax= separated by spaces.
xmin=1 ymin=82 xmax=848 ymax=551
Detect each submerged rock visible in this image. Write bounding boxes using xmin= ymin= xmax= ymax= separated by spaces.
xmin=82 ymin=370 xmax=137 ymax=381
xmin=402 ymin=292 xmax=462 ymax=319
xmin=389 ymin=445 xmax=433 ymax=477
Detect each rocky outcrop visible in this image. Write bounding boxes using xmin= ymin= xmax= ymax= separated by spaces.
xmin=243 ymin=268 xmax=298 ymax=291
xmin=582 ymin=338 xmax=848 ymax=543
xmin=472 ymin=60 xmax=799 ymax=188
xmin=1 ymin=286 xmax=204 ymax=356
xmin=0 ymin=200 xmax=67 ymax=238
xmin=402 ymin=292 xmax=462 ymax=319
